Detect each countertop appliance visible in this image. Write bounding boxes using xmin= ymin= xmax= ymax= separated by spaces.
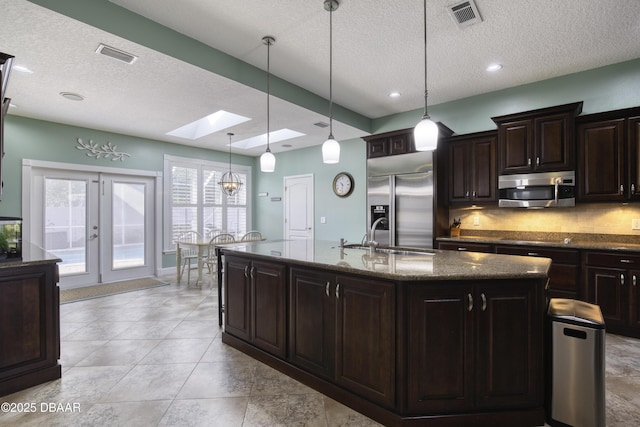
xmin=367 ymin=151 xmax=434 ymax=248
xmin=498 ymin=171 xmax=575 ymax=208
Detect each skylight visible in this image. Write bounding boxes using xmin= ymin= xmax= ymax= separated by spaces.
xmin=166 ymin=110 xmax=251 ymax=140
xmin=232 ymin=129 xmax=305 ymax=150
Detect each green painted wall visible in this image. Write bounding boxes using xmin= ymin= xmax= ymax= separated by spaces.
xmin=373 ymin=58 xmax=640 ymax=135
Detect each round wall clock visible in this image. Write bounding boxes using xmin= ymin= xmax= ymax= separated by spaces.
xmin=332 ymin=172 xmax=354 ymax=197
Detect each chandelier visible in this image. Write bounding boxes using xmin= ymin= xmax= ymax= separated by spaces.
xmin=218 ymin=132 xmax=243 ymax=196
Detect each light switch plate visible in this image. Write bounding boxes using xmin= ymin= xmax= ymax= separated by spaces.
xmin=632 ymin=219 xmax=640 ymax=230
xmin=320 ymin=216 xmax=326 ymax=224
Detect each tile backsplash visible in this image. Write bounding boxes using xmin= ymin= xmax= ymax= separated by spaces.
xmin=450 ymin=203 xmax=640 ymax=236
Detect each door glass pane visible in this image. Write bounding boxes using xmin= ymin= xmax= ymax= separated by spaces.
xmin=44 ymin=178 xmax=87 ymax=276
xmin=112 ymin=182 xmax=145 ymax=269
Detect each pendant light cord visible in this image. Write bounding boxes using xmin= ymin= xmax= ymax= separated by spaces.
xmin=266 ymin=39 xmax=271 ymax=152
xmin=422 ymin=0 xmax=429 ymax=119
xmin=328 ymin=2 xmax=334 ymax=139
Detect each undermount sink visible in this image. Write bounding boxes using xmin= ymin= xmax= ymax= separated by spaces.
xmin=343 ymin=244 xmax=433 ymax=256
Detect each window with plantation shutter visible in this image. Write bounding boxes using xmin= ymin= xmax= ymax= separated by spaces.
xmin=164 ymin=155 xmax=252 ymax=252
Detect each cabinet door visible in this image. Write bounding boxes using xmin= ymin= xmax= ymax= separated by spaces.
xmin=630 ymin=269 xmax=640 ymax=328
xmin=629 ymin=116 xmax=640 ymax=201
xmin=449 ymin=141 xmax=470 ymax=203
xmin=224 ymin=255 xmax=251 ymax=341
xmin=367 ymin=138 xmax=389 ymax=158
xmin=585 ymin=265 xmax=627 ymax=328
xmin=534 ymin=113 xmax=573 ymax=171
xmin=406 ymin=284 xmax=474 ymax=413
xmin=251 ymin=260 xmax=287 ymax=357
xmin=472 ymin=137 xmax=497 ymax=202
xmin=335 ymin=275 xmax=395 ymax=408
xmin=289 ymin=268 xmax=335 ymax=379
xmin=577 ymin=119 xmax=626 ymax=201
xmin=475 ymin=282 xmax=542 ymax=409
xmin=498 ymin=119 xmax=533 ymax=175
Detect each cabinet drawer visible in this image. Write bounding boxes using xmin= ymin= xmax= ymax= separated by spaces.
xmin=585 ymin=252 xmax=640 ymax=267
xmin=495 ymin=246 xmax=579 ymax=263
xmin=438 ymin=242 xmax=493 ymax=253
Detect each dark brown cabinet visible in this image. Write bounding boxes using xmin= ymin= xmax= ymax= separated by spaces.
xmin=364 ymin=128 xmax=414 ymax=158
xmin=495 ymin=245 xmax=580 ymax=299
xmin=492 ymin=102 xmax=582 ymax=175
xmin=224 ymin=255 xmax=287 ymax=357
xmin=448 ymin=131 xmax=497 ymax=205
xmin=437 ymin=241 xmax=493 ymax=253
xmin=1 ymin=261 xmax=61 ymax=397
xmin=406 ymin=280 xmax=543 ymax=413
xmin=289 ymin=267 xmax=395 ymax=408
xmin=577 ymin=109 xmax=640 ymax=202
xmin=583 ymin=251 xmax=640 ymax=338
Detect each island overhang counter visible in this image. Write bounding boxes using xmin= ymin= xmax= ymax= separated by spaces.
xmin=219 ymin=239 xmax=551 ymax=427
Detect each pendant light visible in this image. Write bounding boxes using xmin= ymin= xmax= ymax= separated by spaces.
xmin=322 ymin=0 xmax=340 ymax=164
xmin=260 ymin=36 xmax=276 ymax=172
xmin=414 ymin=0 xmax=439 ymax=151
xmin=218 ymin=132 xmax=243 ymax=196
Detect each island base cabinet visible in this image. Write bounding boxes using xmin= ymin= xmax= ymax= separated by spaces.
xmin=289 ymin=268 xmax=396 ymax=408
xmin=406 ymin=281 xmax=543 ymax=414
xmin=224 ymin=255 xmax=286 ymax=358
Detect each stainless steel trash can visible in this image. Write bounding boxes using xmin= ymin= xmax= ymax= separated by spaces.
xmin=548 ymin=298 xmax=606 ymax=427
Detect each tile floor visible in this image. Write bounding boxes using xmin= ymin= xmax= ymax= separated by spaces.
xmin=1 ymin=274 xmax=639 ymax=426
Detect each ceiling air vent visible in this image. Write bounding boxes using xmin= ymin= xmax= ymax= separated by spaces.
xmin=314 ymin=121 xmax=329 ymax=128
xmin=447 ymin=0 xmax=483 ymax=29
xmin=95 ymin=43 xmax=138 ymax=64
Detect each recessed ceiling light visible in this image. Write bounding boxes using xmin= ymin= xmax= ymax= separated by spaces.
xmin=232 ymin=129 xmax=305 ymax=150
xmin=389 ymin=91 xmax=401 ymax=98
xmin=13 ymin=65 xmax=33 ymax=74
xmin=486 ymin=63 xmax=503 ymax=72
xmin=60 ymin=92 xmax=84 ymax=101
xmin=166 ymin=110 xmax=251 ymax=140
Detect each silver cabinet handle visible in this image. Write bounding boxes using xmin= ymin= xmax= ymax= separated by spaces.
xmin=633 ymin=275 xmax=637 ymax=287
xmin=244 ymin=265 xmax=249 ymax=278
xmin=465 ymin=191 xmax=470 ymax=198
xmin=467 ymin=293 xmax=473 ymax=312
xmin=536 ymin=157 xmax=540 ymax=166
xmin=481 ymin=293 xmax=487 ymax=311
xmin=472 ymin=191 xmax=477 ymax=198
xmin=620 ymin=259 xmax=634 ymax=264
xmin=325 ymin=281 xmax=331 ymax=297
xmin=336 ymin=283 xmax=340 ymax=300
xmin=527 ymin=158 xmax=532 ymax=166
xmin=620 ymin=184 xmax=625 ymax=195
xmin=632 ymin=183 xmax=636 ymax=195
xmin=621 ymin=273 xmax=625 ymax=285
xmin=527 ymin=252 xmax=539 ymax=256
xmin=458 ymin=247 xmax=468 ymax=251
xmin=250 ymin=266 xmax=255 ymax=281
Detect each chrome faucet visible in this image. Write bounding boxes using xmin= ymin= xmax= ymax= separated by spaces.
xmin=365 ymin=217 xmax=388 ymax=250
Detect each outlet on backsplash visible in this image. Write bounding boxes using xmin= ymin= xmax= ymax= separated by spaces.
xmin=633 ymin=219 xmax=640 ymax=230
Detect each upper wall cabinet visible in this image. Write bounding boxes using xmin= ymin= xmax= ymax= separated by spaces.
xmin=492 ymin=102 xmax=583 ymax=175
xmin=576 ymin=107 xmax=640 ymax=202
xmin=363 ymin=124 xmax=454 ymax=159
xmin=447 ymin=130 xmax=497 ymax=206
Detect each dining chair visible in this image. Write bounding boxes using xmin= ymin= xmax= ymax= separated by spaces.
xmin=177 ymin=230 xmax=201 ymax=284
xmin=203 ymin=233 xmax=236 ymax=275
xmin=240 ymin=230 xmax=263 ymax=242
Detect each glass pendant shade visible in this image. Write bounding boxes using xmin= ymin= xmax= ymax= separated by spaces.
xmin=414 ymin=115 xmax=439 ymax=151
xmin=322 ymin=136 xmax=340 ymax=164
xmin=260 ymin=149 xmax=276 ymax=172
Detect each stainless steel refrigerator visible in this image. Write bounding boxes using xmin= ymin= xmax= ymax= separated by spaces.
xmin=367 ymin=151 xmax=434 ymax=249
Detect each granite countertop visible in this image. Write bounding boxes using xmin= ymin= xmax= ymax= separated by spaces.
xmin=220 ymin=239 xmax=551 ymax=281
xmin=437 ymin=232 xmax=640 ymax=252
xmin=0 ymin=243 xmax=61 ymax=269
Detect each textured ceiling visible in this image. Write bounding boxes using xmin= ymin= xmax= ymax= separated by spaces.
xmin=2 ymin=0 xmax=640 ymax=156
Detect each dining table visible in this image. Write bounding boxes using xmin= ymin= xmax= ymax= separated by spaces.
xmin=175 ymin=238 xmax=213 ymax=286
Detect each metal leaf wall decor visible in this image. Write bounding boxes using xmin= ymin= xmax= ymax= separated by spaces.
xmin=76 ymin=137 xmax=131 ymax=161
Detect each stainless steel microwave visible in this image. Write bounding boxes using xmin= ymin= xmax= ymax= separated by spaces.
xmin=498 ymin=171 xmax=575 ymax=208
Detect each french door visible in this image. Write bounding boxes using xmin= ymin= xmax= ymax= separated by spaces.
xmin=26 ymin=165 xmax=156 ymax=289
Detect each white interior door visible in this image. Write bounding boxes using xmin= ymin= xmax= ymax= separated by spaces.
xmin=284 ymin=174 xmax=314 ymax=240
xmin=26 ymin=166 xmax=155 ymax=289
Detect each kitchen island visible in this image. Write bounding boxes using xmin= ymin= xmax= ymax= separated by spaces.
xmin=0 ymin=245 xmax=61 ymax=397
xmin=220 ymin=239 xmax=551 ymax=427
